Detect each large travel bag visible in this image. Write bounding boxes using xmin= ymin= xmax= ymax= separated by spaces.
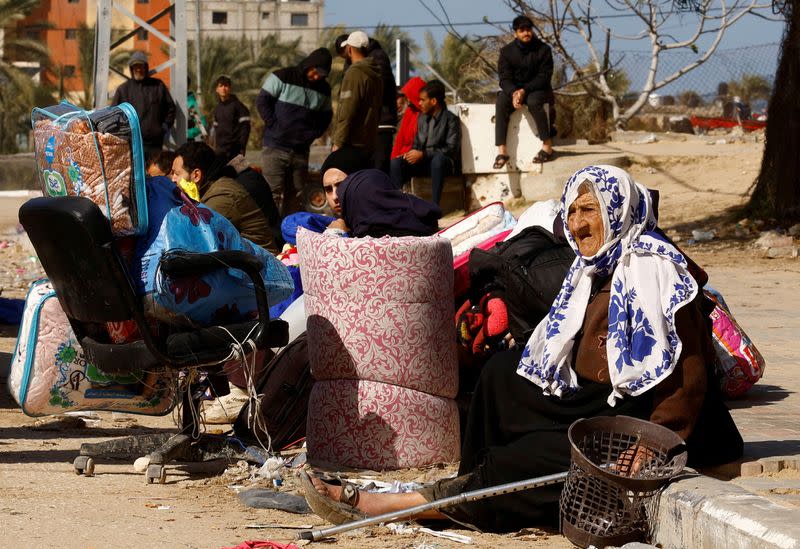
xmin=8 ymin=279 xmax=177 ymax=416
xmin=704 ymin=288 xmax=766 ymax=398
xmin=233 ymin=332 xmax=314 ymax=451
xmin=32 ymin=101 xmax=148 ymax=236
xmin=468 ymin=225 xmax=575 ymax=343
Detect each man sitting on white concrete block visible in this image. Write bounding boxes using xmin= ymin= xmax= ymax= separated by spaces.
xmin=494 ymin=15 xmax=556 ymax=169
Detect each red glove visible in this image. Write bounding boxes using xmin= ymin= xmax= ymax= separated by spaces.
xmin=471 ymin=293 xmax=509 ymax=355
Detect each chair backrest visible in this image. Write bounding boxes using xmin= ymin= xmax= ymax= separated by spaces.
xmin=18 ymin=196 xmax=138 ymax=325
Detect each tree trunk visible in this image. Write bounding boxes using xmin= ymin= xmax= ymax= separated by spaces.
xmin=749 ymin=2 xmax=800 ymax=222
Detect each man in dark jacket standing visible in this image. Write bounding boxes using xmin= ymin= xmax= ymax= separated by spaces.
xmin=389 ymin=80 xmax=460 ymax=205
xmin=494 ymin=16 xmax=556 ymax=168
xmin=212 ymin=75 xmax=251 ymax=162
xmin=332 ymin=31 xmax=383 ymax=157
xmin=256 ymin=48 xmax=333 ymax=217
xmin=335 ymin=33 xmax=397 ymax=173
xmin=112 ymin=50 xmax=176 ymax=159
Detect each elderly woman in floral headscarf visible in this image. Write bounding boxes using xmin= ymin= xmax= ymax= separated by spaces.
xmin=301 ymin=165 xmax=743 ymax=531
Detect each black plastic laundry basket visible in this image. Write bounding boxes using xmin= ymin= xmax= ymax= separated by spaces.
xmin=560 ymin=415 xmax=688 ymax=548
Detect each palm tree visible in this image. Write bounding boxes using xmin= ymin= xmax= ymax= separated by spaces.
xmin=424 ymin=31 xmax=492 ymax=102
xmin=371 ymin=23 xmax=419 ymax=59
xmin=727 ymin=74 xmax=772 ymax=105
xmin=250 ymin=34 xmax=303 ymax=88
xmin=0 ymin=0 xmax=50 ymax=152
xmin=71 ymin=24 xmax=130 ymax=109
xmin=194 ymin=34 xmax=301 ymax=152
xmin=188 ymin=37 xmax=260 ymax=114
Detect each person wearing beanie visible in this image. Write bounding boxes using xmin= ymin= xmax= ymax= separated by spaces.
xmin=111 ymin=50 xmax=176 ymax=159
xmin=256 ymin=48 xmax=333 ymax=217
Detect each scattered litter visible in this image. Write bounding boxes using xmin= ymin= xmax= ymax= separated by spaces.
xmin=350 ymin=478 xmax=424 ymax=494
xmin=222 ymin=540 xmax=301 ymax=549
xmin=144 ymin=503 xmax=173 ymax=510
xmin=753 ymin=230 xmax=793 ymax=250
xmin=513 ymin=526 xmax=549 ymax=539
xmin=690 ymin=229 xmax=715 ymax=242
xmin=245 ymin=523 xmax=315 ymax=530
xmin=633 ymin=133 xmax=658 ymax=144
xmin=63 ymin=411 xmax=101 ymax=425
xmin=287 ymin=452 xmax=307 ymax=469
xmin=31 ymin=416 xmax=87 ymax=431
xmin=258 ymin=456 xmax=285 ymax=482
xmin=387 ymin=522 xmax=473 ymax=544
xmin=766 ymin=246 xmax=798 ymax=259
xmin=133 ymin=456 xmax=151 ymax=473
xmin=238 ymin=489 xmax=312 ymax=514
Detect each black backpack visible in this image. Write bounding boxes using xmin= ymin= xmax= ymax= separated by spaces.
xmin=468 ymin=226 xmax=575 ymax=343
xmin=233 ymin=332 xmax=314 ymax=451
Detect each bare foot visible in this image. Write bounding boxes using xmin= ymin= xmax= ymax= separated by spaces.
xmin=308 ymin=473 xmax=446 ymax=520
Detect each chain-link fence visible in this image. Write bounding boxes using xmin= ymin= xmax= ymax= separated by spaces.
xmin=608 ymin=42 xmax=779 ymax=104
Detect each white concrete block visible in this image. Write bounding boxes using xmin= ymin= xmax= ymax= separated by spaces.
xmin=455 ymin=103 xmax=544 ymax=175
xmin=654 ymin=475 xmax=800 ymax=549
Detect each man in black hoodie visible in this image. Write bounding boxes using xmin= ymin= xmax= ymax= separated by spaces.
xmin=494 ymin=16 xmax=556 ymax=168
xmin=112 ymin=50 xmax=176 ymax=159
xmin=256 ymin=48 xmax=333 ymax=217
xmin=212 ymin=75 xmax=251 ymax=162
xmin=335 ymin=33 xmax=398 ymax=173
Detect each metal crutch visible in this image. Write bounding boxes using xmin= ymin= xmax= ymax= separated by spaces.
xmin=297 ymin=470 xmax=569 ymax=542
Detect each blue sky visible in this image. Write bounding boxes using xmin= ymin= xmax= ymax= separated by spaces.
xmin=325 ymin=0 xmax=783 ymax=54
xmin=325 ymin=0 xmax=785 ymax=94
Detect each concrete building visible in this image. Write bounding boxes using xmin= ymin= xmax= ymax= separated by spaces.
xmin=9 ymin=0 xmax=172 ymax=98
xmin=187 ymin=0 xmax=323 ymax=54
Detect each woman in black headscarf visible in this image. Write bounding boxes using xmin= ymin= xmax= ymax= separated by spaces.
xmin=321 ymin=147 xmax=442 ymax=238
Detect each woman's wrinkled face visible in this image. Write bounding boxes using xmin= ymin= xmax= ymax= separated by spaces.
xmin=323 ymin=168 xmax=348 ymax=216
xmin=567 ymin=188 xmax=605 ymax=257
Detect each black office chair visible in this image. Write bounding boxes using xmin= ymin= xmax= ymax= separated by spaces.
xmin=18 ymin=196 xmax=288 ymax=483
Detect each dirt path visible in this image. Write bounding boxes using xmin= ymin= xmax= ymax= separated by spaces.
xmin=1 ymin=136 xmax=797 ymax=548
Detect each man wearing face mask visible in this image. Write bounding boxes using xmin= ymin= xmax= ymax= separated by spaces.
xmin=112 ymin=50 xmax=176 ymax=159
xmin=171 ymin=142 xmax=278 ymax=253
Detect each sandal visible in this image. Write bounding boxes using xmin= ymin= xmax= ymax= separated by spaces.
xmin=493 ymin=154 xmax=510 ymax=169
xmin=533 ymin=149 xmax=555 ymax=163
xmin=299 ymin=470 xmax=367 ymax=525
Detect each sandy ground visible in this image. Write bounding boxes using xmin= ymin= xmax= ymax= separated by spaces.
xmin=1 ymin=133 xmax=798 ymax=549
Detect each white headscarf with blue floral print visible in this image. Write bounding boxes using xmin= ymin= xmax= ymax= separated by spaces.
xmin=517 ymin=165 xmax=698 ymax=405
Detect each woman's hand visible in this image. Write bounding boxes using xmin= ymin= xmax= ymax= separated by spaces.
xmin=328 ymin=218 xmax=349 ymax=231
xmin=613 ymin=444 xmax=657 ymax=477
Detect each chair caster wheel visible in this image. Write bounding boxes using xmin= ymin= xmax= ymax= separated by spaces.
xmin=146 ymin=464 xmax=167 ymax=484
xmin=73 ymin=456 xmax=95 ymax=477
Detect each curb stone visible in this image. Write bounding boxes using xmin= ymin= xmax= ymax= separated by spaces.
xmin=654 ymin=474 xmax=800 ymax=549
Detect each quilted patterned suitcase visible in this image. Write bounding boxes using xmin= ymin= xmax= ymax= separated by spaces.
xmin=8 ymin=279 xmax=177 ymax=417
xmin=31 ymin=101 xmax=148 ymax=236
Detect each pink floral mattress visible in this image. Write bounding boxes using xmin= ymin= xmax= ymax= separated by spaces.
xmin=306 ymin=379 xmax=460 ymax=470
xmin=297 ymin=229 xmax=458 ymax=398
